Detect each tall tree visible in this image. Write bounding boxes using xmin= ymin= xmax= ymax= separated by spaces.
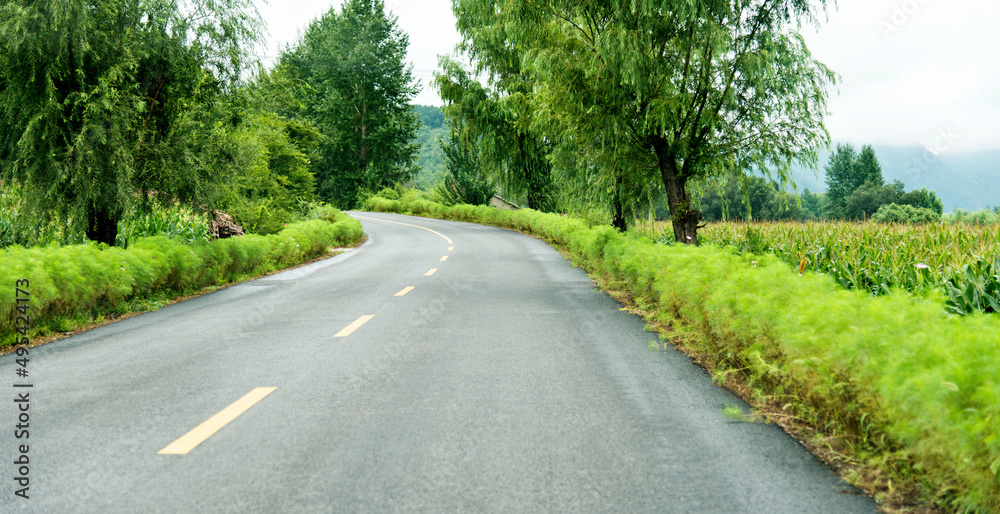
xmin=824 ymin=143 xmax=884 ymax=218
xmin=460 ymin=0 xmax=836 ymax=243
xmin=0 ymin=0 xmax=262 ymax=245
xmin=856 ymin=144 xmax=885 ymax=187
xmin=438 ymin=0 xmax=558 ymax=211
xmin=435 ymin=130 xmax=495 ymax=206
xmin=281 ymin=0 xmax=420 ymax=209
xmin=823 ymin=143 xmax=859 ymax=219
xmin=434 ymin=57 xmax=555 ymax=211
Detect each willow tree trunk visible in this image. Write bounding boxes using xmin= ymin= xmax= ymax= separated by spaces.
xmin=611 ymin=174 xmax=628 ymax=232
xmin=85 ymin=207 xmax=120 ymax=247
xmin=654 ymin=144 xmax=701 ymax=245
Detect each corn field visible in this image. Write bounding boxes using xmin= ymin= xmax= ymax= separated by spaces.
xmin=637 ymin=220 xmax=1000 ymax=315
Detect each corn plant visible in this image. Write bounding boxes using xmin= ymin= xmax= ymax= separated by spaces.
xmin=943 ymin=255 xmax=1000 ymax=315
xmin=635 ymin=219 xmax=1000 ymax=315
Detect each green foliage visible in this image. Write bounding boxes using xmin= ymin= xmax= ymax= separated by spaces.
xmin=855 ymin=145 xmax=885 ymax=188
xmin=304 ymin=202 xmax=348 ymax=224
xmin=409 ymin=105 xmax=448 ymax=190
xmin=434 ymin=132 xmax=494 ymax=206
xmin=899 ymin=187 xmax=944 ymax=215
xmin=147 ymin=63 xmax=323 ymax=237
xmin=872 ymin=203 xmax=942 ymax=224
xmin=944 ymin=208 xmax=1000 ymax=225
xmin=0 ymin=181 xmax=22 ymax=248
xmin=434 ymin=57 xmax=555 ymax=211
xmin=3 ymin=181 xmax=219 ymax=249
xmin=823 ymin=144 xmax=943 ymax=220
xmin=0 ymin=0 xmax=263 ymax=245
xmin=212 ymin=105 xmax=322 ymax=234
xmin=472 ymin=1 xmax=836 ymax=242
xmin=116 ymin=204 xmax=211 ymax=248
xmin=824 ymin=144 xmax=888 ymax=218
xmin=1 ymin=212 xmax=362 ymax=342
xmin=281 ymin=0 xmax=421 ymax=209
xmin=843 ymin=180 xmax=904 ymax=220
xmin=366 ymin=194 xmax=1000 ymax=511
xmin=413 ymin=104 xmax=446 ymax=130
xmin=639 ymin=219 xmax=999 ymax=316
xmin=800 ymin=189 xmax=825 ymax=220
xmin=824 ymin=144 xmax=858 ymax=218
xmin=698 ymin=176 xmax=806 ymax=222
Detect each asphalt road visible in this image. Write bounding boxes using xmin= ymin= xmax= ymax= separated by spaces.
xmin=1 ymin=212 xmax=876 ymax=512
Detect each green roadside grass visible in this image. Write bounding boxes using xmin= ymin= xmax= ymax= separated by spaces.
xmin=1 ymin=211 xmax=363 ymax=349
xmin=364 ymin=195 xmax=1000 ymax=513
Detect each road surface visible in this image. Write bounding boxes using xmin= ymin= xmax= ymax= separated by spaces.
xmin=1 ymin=212 xmax=875 ymax=512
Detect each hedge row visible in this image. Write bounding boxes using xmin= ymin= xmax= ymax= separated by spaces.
xmin=364 ymin=196 xmax=1000 ymax=512
xmin=1 ymin=213 xmax=362 ymax=342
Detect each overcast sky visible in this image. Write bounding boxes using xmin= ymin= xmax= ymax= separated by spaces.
xmin=255 ymin=0 xmax=1000 ymax=153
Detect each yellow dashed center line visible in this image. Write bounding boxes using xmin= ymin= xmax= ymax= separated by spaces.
xmin=354 ymin=215 xmax=454 ymax=244
xmin=394 ymin=286 xmax=415 ymax=297
xmin=439 ymin=255 xmax=448 ymax=262
xmin=424 ymin=268 xmax=438 ymax=276
xmin=448 ymin=247 xmax=453 ymax=251
xmin=158 ymin=387 xmax=276 ymax=455
xmin=334 ymin=315 xmax=375 ymax=337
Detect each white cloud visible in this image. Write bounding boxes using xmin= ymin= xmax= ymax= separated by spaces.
xmin=803 ymin=0 xmax=1000 ymax=151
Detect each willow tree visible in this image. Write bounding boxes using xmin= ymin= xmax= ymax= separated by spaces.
xmin=436 ymin=130 xmax=495 ymax=206
xmin=0 ymin=0 xmax=262 ymax=245
xmin=281 ymin=0 xmax=420 ymax=209
xmin=466 ymin=0 xmax=836 ymax=243
xmin=434 ymin=57 xmax=554 ymax=211
xmin=437 ymin=0 xmax=560 ymax=211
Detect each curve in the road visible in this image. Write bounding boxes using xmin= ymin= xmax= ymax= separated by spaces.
xmin=0 ymin=211 xmax=875 ymax=513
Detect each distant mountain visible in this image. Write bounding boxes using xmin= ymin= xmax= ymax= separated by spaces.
xmin=787 ymin=144 xmax=1000 ymax=212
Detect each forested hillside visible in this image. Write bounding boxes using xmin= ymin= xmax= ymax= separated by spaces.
xmin=410 ymin=105 xmax=448 ymax=190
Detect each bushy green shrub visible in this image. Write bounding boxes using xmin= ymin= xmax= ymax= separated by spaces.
xmin=364 ymin=195 xmax=1000 ymax=512
xmin=364 ymin=196 xmax=403 ymax=213
xmin=872 ymin=203 xmax=942 ymax=224
xmin=305 ymin=202 xmax=345 ymax=224
xmin=226 ymin=196 xmax=294 ymax=235
xmin=943 ymin=208 xmax=1000 ymax=225
xmin=2 ymin=214 xmax=362 ymax=343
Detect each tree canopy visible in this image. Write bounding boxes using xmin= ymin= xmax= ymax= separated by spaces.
xmin=0 ymin=0 xmax=262 ymax=245
xmin=824 ymin=143 xmax=885 ymax=218
xmin=452 ymin=0 xmax=836 ymax=242
xmin=434 ymin=56 xmax=556 ymax=211
xmin=281 ymin=0 xmax=420 ymax=209
xmin=435 ymin=130 xmax=495 ymax=206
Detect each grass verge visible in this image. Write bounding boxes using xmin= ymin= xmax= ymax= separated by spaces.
xmin=2 ymin=212 xmax=364 ymax=351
